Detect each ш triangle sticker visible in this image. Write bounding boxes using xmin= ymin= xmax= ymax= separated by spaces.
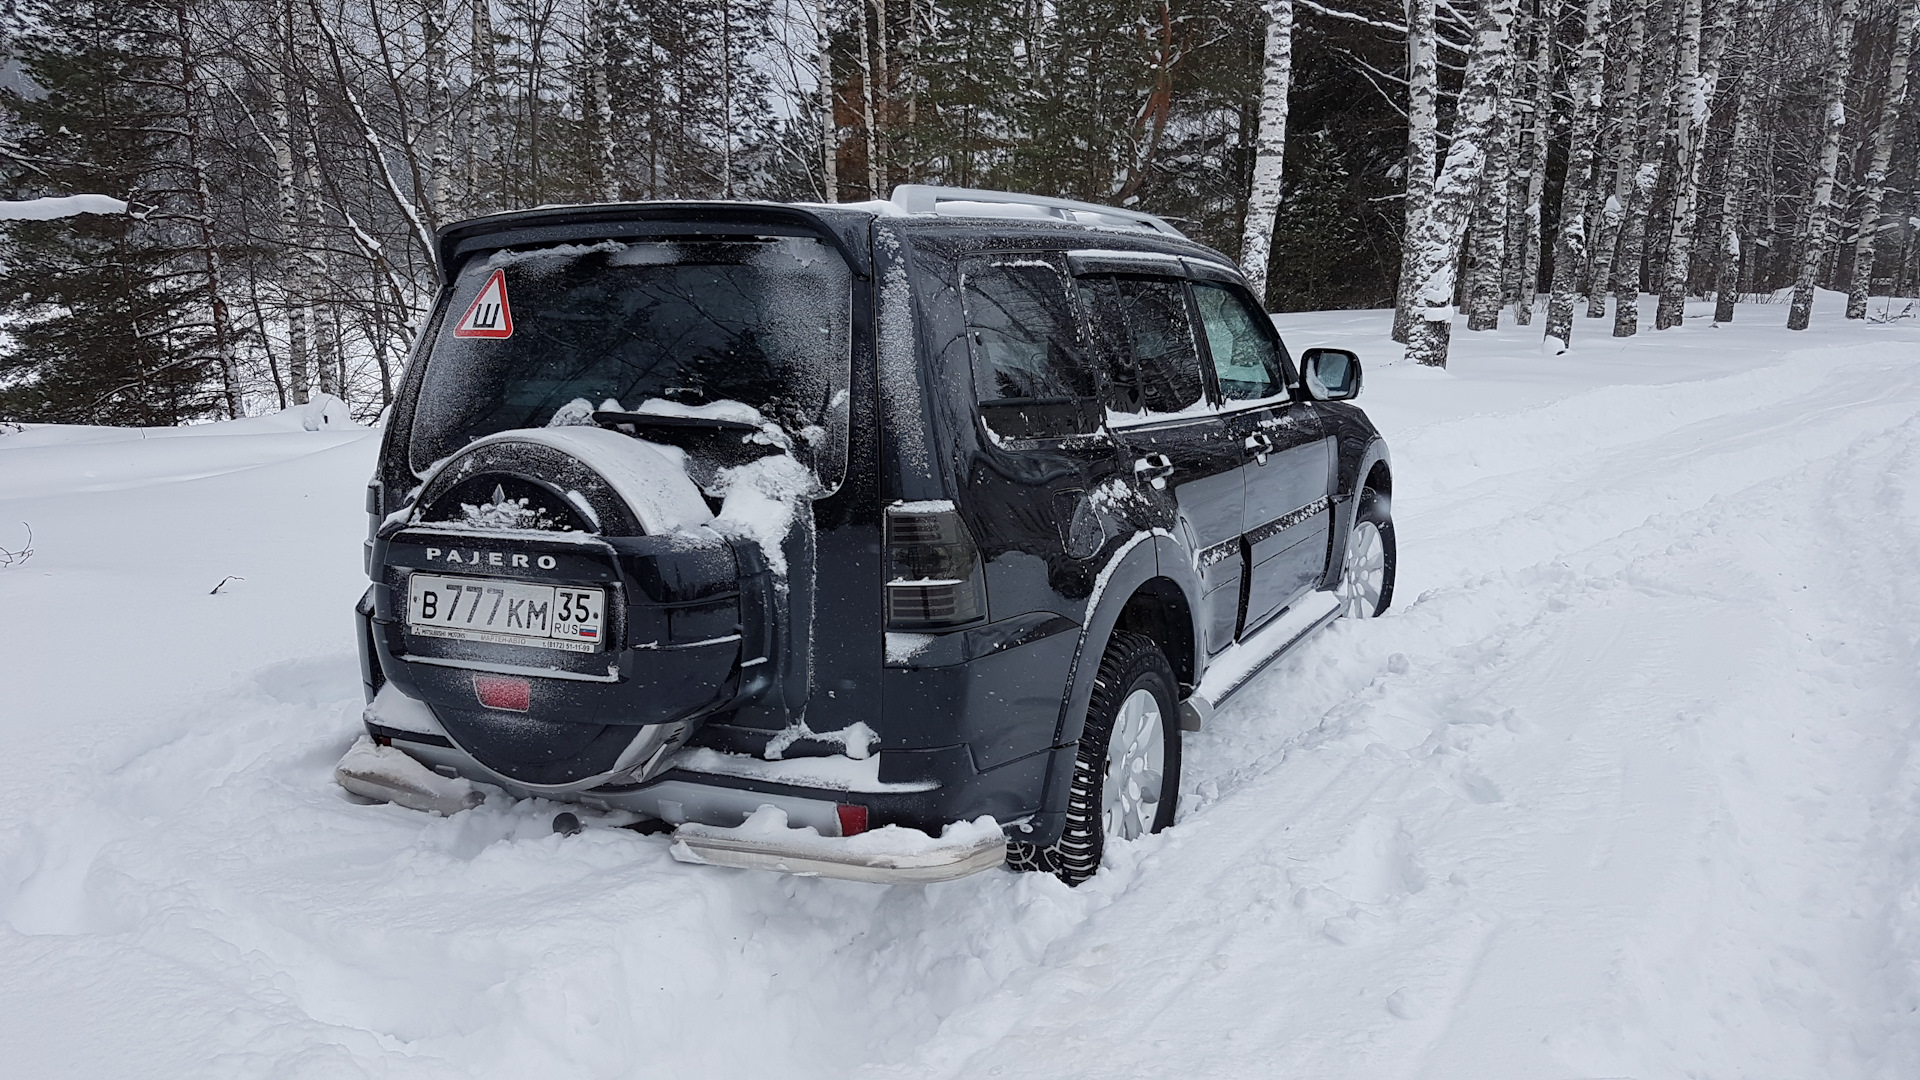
xmin=453 ymin=268 xmax=514 ymax=338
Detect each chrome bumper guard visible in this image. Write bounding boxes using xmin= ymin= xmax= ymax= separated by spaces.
xmin=334 ymin=735 xmax=484 ymax=816
xmin=669 ymin=817 xmax=1008 ymax=884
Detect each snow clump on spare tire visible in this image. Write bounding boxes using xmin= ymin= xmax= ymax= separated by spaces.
xmin=409 ymin=425 xmax=713 ymax=538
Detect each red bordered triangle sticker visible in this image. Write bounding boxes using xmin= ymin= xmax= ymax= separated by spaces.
xmin=453 ymin=268 xmax=514 ymax=338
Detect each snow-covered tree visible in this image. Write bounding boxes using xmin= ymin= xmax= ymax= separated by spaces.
xmin=1545 ymin=0 xmax=1609 ymax=352
xmin=1846 ymin=0 xmax=1918 ymax=320
xmin=1787 ymin=0 xmax=1863 ymax=330
xmin=1239 ymin=0 xmax=1296 ymax=306
xmin=1392 ymin=0 xmax=1439 ymax=345
xmin=1403 ymin=0 xmax=1517 ymax=366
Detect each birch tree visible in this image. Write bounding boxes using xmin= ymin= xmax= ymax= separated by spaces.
xmin=1404 ymin=0 xmax=1517 ymax=366
xmin=1787 ymin=0 xmax=1862 ymax=330
xmin=469 ymin=0 xmax=499 ymax=210
xmin=1586 ymin=0 xmax=1649 ymax=321
xmin=1654 ymin=0 xmax=1709 ymax=330
xmin=174 ymin=0 xmax=240 ymax=418
xmin=1612 ymin=0 xmax=1677 ymax=338
xmin=1463 ymin=96 xmax=1512 ymax=331
xmin=818 ymin=0 xmax=839 ymax=201
xmin=1846 ymin=0 xmax=1918 ymax=319
xmin=1392 ymin=0 xmax=1439 ymax=344
xmin=1239 ymin=0 xmax=1296 ymax=307
xmin=271 ymin=0 xmax=311 ymax=405
xmin=1545 ymin=0 xmax=1609 ymax=351
xmin=1514 ymin=0 xmax=1552 ymax=326
xmin=1712 ymin=0 xmax=1763 ymax=323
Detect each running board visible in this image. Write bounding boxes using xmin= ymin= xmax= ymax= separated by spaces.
xmin=1182 ymin=592 xmax=1343 ymax=728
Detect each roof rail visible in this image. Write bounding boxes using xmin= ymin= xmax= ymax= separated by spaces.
xmin=889 ymin=184 xmax=1186 ymax=238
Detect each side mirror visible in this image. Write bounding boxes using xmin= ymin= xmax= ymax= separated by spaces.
xmin=1301 ymin=348 xmax=1362 ymax=401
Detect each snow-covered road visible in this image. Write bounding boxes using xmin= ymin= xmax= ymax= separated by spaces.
xmin=2 ymin=293 xmax=1916 ymax=1079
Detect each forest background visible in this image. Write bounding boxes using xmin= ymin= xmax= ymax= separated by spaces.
xmin=0 ymin=0 xmax=1912 ymax=424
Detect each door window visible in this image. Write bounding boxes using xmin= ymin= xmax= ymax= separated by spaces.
xmin=961 ymin=256 xmax=1101 ymax=439
xmin=1083 ymin=275 xmax=1208 ymax=420
xmin=1193 ymin=282 xmax=1287 ymax=402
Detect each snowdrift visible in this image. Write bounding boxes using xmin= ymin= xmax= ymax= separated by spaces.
xmin=0 ymin=293 xmax=1916 ymax=1078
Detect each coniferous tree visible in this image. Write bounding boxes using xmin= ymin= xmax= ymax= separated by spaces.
xmin=0 ymin=0 xmax=225 ymax=424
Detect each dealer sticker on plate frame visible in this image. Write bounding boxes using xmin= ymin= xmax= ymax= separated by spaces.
xmin=407 ymin=573 xmax=604 ymax=653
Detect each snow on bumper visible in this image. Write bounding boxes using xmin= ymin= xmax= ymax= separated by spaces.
xmin=334 ymin=735 xmax=484 ymax=816
xmin=670 ymin=806 xmax=1006 ymax=884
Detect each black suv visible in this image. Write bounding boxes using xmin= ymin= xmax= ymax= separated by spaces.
xmin=345 ymin=186 xmax=1394 ymax=885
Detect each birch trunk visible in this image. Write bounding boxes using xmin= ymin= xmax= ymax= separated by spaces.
xmin=1405 ymin=0 xmax=1517 ymax=366
xmin=1586 ymin=0 xmax=1649 ymax=320
xmin=1239 ymin=0 xmax=1296 ymax=306
xmin=297 ymin=2 xmax=336 ymax=400
xmin=1464 ymin=95 xmax=1513 ymax=330
xmin=1393 ymin=0 xmax=1440 ymax=344
xmin=720 ymin=0 xmax=735 ymax=198
xmin=1516 ymin=0 xmax=1552 ymax=326
xmin=271 ymin=0 xmax=309 ymax=406
xmin=857 ymin=7 xmax=879 ymax=197
xmin=1655 ymin=0 xmax=1712 ymax=329
xmin=819 ymin=0 xmax=839 ymax=201
xmin=1846 ymin=0 xmax=1918 ymax=319
xmin=297 ymin=6 xmax=339 ymax=399
xmin=423 ymin=2 xmax=452 ymax=224
xmin=469 ymin=0 xmax=498 ymax=211
xmin=175 ymin=0 xmax=239 ymax=419
xmin=870 ymin=0 xmax=889 ymax=191
xmin=1787 ymin=0 xmax=1862 ymax=329
xmin=1545 ymin=0 xmax=1610 ymax=351
xmin=1712 ymin=0 xmax=1762 ymax=323
xmin=1612 ymin=0 xmax=1684 ymax=337
xmin=586 ymin=0 xmax=618 ymax=202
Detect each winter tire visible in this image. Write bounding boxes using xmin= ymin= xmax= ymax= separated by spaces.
xmin=1008 ymin=632 xmax=1181 ymax=886
xmin=1339 ymin=487 xmax=1395 ymax=618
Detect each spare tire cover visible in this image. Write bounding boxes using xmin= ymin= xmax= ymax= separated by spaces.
xmin=405 ymin=426 xmax=716 ymax=790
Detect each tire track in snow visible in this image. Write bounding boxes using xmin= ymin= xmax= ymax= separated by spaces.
xmin=872 ymin=339 xmax=1920 ymax=1079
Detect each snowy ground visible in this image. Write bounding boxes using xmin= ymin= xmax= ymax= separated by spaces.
xmin=2 ymin=291 xmax=1917 ymax=1079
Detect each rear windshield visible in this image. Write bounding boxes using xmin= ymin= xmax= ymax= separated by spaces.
xmin=408 ymin=236 xmax=852 ymax=486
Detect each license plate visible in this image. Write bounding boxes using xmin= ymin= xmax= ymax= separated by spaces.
xmin=407 ymin=573 xmax=605 ymax=653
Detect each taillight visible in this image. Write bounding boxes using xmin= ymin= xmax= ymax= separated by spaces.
xmin=886 ymin=503 xmax=984 ymax=629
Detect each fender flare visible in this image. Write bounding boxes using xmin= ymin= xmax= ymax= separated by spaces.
xmin=1323 ymin=437 xmax=1392 ymax=590
xmin=1028 ymin=530 xmax=1207 ymax=837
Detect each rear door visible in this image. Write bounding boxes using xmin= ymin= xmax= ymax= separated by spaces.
xmin=1190 ymin=276 xmax=1331 ymax=632
xmin=1080 ymin=271 xmax=1245 ymax=657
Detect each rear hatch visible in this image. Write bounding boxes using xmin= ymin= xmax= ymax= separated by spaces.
xmin=368 ymin=209 xmax=860 ymax=789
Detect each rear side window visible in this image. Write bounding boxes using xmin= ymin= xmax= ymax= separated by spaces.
xmin=960 ymin=256 xmax=1101 ymax=439
xmin=1193 ymin=282 xmax=1288 ymax=402
xmin=1082 ymin=275 xmax=1208 ymax=419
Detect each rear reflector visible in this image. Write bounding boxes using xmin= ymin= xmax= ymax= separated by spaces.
xmin=836 ymin=803 xmax=869 ymax=837
xmin=473 ymin=675 xmax=531 ymax=712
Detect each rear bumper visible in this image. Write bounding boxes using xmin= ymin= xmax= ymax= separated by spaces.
xmin=338 ymin=730 xmax=1007 ymax=883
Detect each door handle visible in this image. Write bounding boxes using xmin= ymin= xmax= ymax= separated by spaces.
xmin=1244 ymin=432 xmax=1273 ymax=465
xmin=1133 ymin=454 xmax=1175 ymax=489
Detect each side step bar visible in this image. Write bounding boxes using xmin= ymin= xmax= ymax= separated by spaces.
xmin=1181 ymin=592 xmax=1343 ymax=731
